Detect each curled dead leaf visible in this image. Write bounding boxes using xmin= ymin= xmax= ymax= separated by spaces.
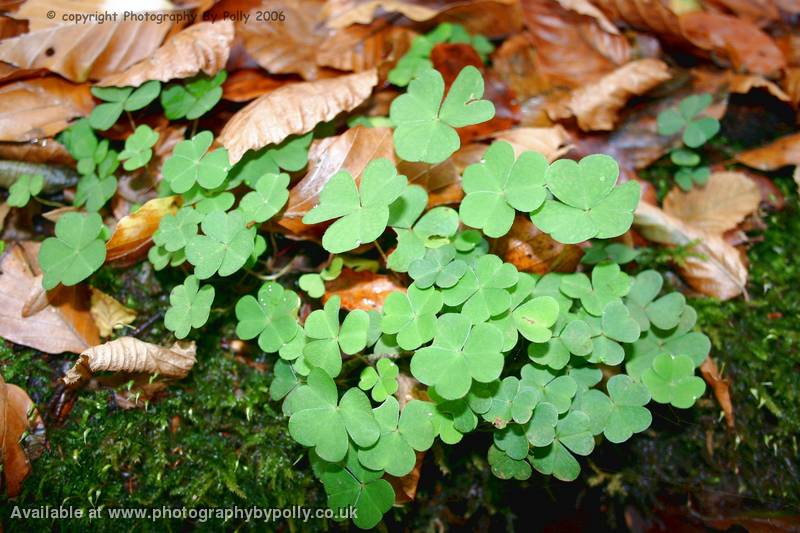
xmin=219 ymin=69 xmax=378 ymax=164
xmin=105 ymin=195 xmax=181 ymax=266
xmin=700 ymin=356 xmax=735 ymax=429
xmin=322 ymin=268 xmax=405 ymax=311
xmin=727 ymin=73 xmax=790 ymax=102
xmin=90 ymin=287 xmax=137 ymax=338
xmin=64 ymin=336 xmax=197 ymax=388
xmin=492 ymin=215 xmax=583 ymax=274
xmin=0 ymin=373 xmax=42 ymax=497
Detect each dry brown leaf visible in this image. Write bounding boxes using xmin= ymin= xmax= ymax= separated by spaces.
xmin=219 ymin=69 xmax=378 ymax=164
xmin=492 ymin=215 xmax=583 ymax=274
xmin=0 ymin=139 xmax=74 ymax=166
xmin=12 ymin=0 xmax=172 ymax=31
xmin=90 ymin=287 xmax=137 ymax=338
xmin=432 ymin=1 xmax=523 ymax=38
xmin=727 ymin=73 xmax=790 ymax=101
xmin=662 ymin=171 xmax=761 ymax=235
xmin=316 ymin=21 xmax=410 ymax=73
xmin=222 ymin=69 xmax=288 ymax=102
xmin=97 ymin=21 xmax=234 ymax=87
xmin=735 ymin=132 xmax=800 ymax=170
xmin=489 ymin=126 xmax=572 ymax=161
xmin=40 ymin=206 xmax=80 ymax=223
xmin=105 ymin=196 xmax=180 ymax=266
xmin=555 ymin=0 xmax=620 ymax=34
xmin=0 ymin=243 xmax=100 ymax=354
xmin=64 ymin=336 xmax=197 ymax=387
xmin=397 ymin=158 xmax=464 ymax=208
xmin=322 ymin=268 xmax=404 ymax=311
xmin=386 ymin=451 xmax=424 ymax=504
xmin=702 ymin=0 xmax=780 ymax=27
xmin=634 ymin=202 xmax=748 ymax=300
xmin=0 ymin=22 xmax=171 ymax=82
xmin=556 ymin=59 xmax=671 ymax=131
xmin=491 ymin=33 xmax=553 ymax=101
xmin=0 ymin=373 xmax=40 ymax=497
xmin=323 ymin=0 xmax=441 ymax=28
xmin=0 ymin=77 xmax=94 ymax=141
xmin=700 ymin=356 xmax=735 ymax=429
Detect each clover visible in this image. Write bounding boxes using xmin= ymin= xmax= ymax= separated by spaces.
xmin=657 ymin=93 xmax=720 ymax=148
xmin=161 ymin=71 xmax=226 ymax=120
xmin=285 ymin=368 xmax=379 ymax=463
xmin=578 ymin=374 xmax=652 ymax=443
xmin=164 ymin=275 xmax=215 ymax=339
xmin=625 ymin=270 xmax=687 ymax=331
xmin=358 ymin=358 xmax=399 ymax=402
xmin=581 ymin=241 xmax=640 ymax=265
xmin=469 ymin=376 xmax=550 ymax=429
xmin=303 ymin=158 xmax=408 ymax=254
xmin=357 ymin=397 xmax=435 ymax=477
xmin=388 ymin=206 xmax=460 ymax=272
xmin=119 ymin=125 xmax=159 ymax=171
xmin=235 ymin=282 xmax=302 ymax=353
xmin=642 ymin=353 xmax=706 ymax=409
xmin=530 ymin=155 xmax=640 ymax=244
xmin=298 ymin=257 xmax=343 ymax=299
xmin=7 ymin=174 xmax=43 ymax=207
xmin=600 ymin=300 xmax=641 ymax=344
xmin=390 ymin=66 xmax=495 ymax=164
xmin=185 ymin=209 xmax=256 ymax=279
xmin=269 ymin=359 xmax=300 ymax=402
xmin=459 ymin=141 xmax=548 ymax=238
xmin=512 ymin=296 xmax=560 ymax=343
xmin=148 ymin=245 xmax=186 ymax=271
xmin=39 ymin=212 xmax=106 ymax=290
xmin=381 ymin=285 xmax=443 ymax=350
xmin=75 ymin=173 xmax=117 ymax=212
xmin=529 ymin=410 xmax=594 ymax=481
xmin=387 ymin=185 xmax=428 ymax=229
xmin=228 ymin=133 xmax=312 ymax=188
xmin=59 ymin=119 xmax=97 ymax=171
xmin=488 ymin=444 xmax=532 ymax=481
xmin=162 ymin=131 xmax=231 ymax=193
xmin=427 ymin=387 xmax=477 ymax=444
xmin=560 ymin=262 xmax=632 ymax=316
xmin=492 ymin=402 xmax=561 ymax=461
xmin=89 ymin=80 xmax=161 ymax=130
xmin=303 ymin=296 xmax=370 ymax=378
xmin=486 ymin=273 xmax=538 ymax=352
xmin=387 ymin=35 xmax=433 ymax=87
xmin=442 ymin=254 xmax=519 ymax=323
xmin=516 ymin=363 xmax=577 ymax=417
xmin=153 ymin=207 xmax=203 ymax=253
xmin=411 ymin=313 xmax=505 ymax=400
xmin=239 ymin=173 xmax=290 ymax=224
xmin=675 ymin=166 xmax=710 ymax=191
xmin=408 ymin=246 xmax=466 ymax=290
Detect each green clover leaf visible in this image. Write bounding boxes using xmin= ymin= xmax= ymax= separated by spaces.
xmin=148 ymin=245 xmax=186 ymax=271
xmin=358 ymin=358 xmax=399 ymax=402
xmin=601 ymin=300 xmax=641 ymax=343
xmin=235 ymin=282 xmax=301 ymax=353
xmin=39 ymin=212 xmax=106 ymax=290
xmin=381 ymin=285 xmax=443 ymax=350
xmin=512 ymin=296 xmax=560 ymax=343
xmin=59 ymin=119 xmax=97 ymax=167
xmin=670 ymin=148 xmax=700 ymax=167
xmin=529 ymin=410 xmax=594 ymax=481
xmin=357 ymin=397 xmax=435 ymax=476
xmin=164 ymin=275 xmax=215 ymax=339
xmin=459 ymin=141 xmax=548 ymax=237
xmin=531 ymin=155 xmax=640 ymax=244
xmin=387 ymin=184 xmax=428 ymax=229
xmin=642 ymin=353 xmax=706 ymax=408
xmin=581 ymin=241 xmax=640 ymax=265
xmin=228 ymin=133 xmax=312 ymax=188
xmin=303 ymin=158 xmax=408 ymax=253
xmin=298 ymin=257 xmax=343 ymax=299
xmin=89 ymin=81 xmax=161 ymax=130
xmin=119 ymin=125 xmax=159 ymax=171
xmin=517 ymin=363 xmax=577 ymax=417
xmin=185 ymin=209 xmax=256 ymax=279
xmin=411 ymin=313 xmax=504 ymax=400
xmin=427 ymin=387 xmax=477 ymax=444
xmin=408 ymin=245 xmax=467 ymax=289
xmin=270 ymin=359 xmax=300 ymax=402
xmin=286 ymin=368 xmax=379 ymax=463
xmin=625 ymin=270 xmax=687 ymax=331
xmin=388 ymin=206 xmax=461 ymax=272
xmin=153 ymin=207 xmax=202 ymax=253
xmin=560 ymin=262 xmax=632 ymax=316
xmin=162 ymin=131 xmax=231 ymax=193
xmin=441 ymin=254 xmax=519 ymax=323
xmin=487 ymin=273 xmax=538 ymax=352
xmin=7 ymin=174 xmax=43 ymax=207
xmin=469 ymin=377 xmax=524 ymax=428
xmin=578 ymin=374 xmax=652 ymax=443
xmin=75 ymin=174 xmax=117 ymax=211
xmin=488 ymin=444 xmax=532 ymax=480
xmin=161 ymin=71 xmax=226 ymax=120
xmin=239 ymin=172 xmax=290 ymax=224
xmin=390 ymin=66 xmax=495 ymax=164
xmin=388 ymin=35 xmax=434 ymax=87
xmin=657 ymin=93 xmax=720 ymax=148
xmin=303 ymin=296 xmax=370 ymax=378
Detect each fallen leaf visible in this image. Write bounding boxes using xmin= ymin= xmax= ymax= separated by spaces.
xmin=735 ymin=132 xmax=800 ymax=170
xmin=63 ymin=336 xmax=197 ymax=387
xmin=222 ymin=69 xmax=288 ymax=102
xmin=97 ymin=21 xmax=234 ymax=87
xmin=662 ymin=171 xmax=761 ymax=235
xmin=112 ymin=380 xmax=168 ymax=410
xmin=702 ymin=0 xmax=780 ymax=27
xmin=0 ymin=243 xmax=100 ymax=354
xmin=783 ymin=68 xmax=800 ymax=108
xmin=90 ymin=287 xmax=137 ymax=338
xmin=386 ymin=451 xmax=424 ymax=503
xmin=634 ymin=201 xmax=748 ymax=300
xmin=555 ymin=0 xmax=620 ymax=34
xmin=316 ymin=21 xmax=411 ymax=73
xmin=322 ymin=268 xmax=405 ymax=311
xmin=700 ymin=356 xmax=734 ymax=429
xmin=40 ymin=206 xmax=80 ymax=223
xmin=489 ymin=126 xmax=572 ymax=161
xmin=397 ymin=158 xmax=464 ymax=208
xmin=727 ymin=73 xmax=790 ymax=101
xmin=105 ymin=196 xmax=181 ymax=266
xmin=431 ymin=1 xmax=523 ymax=38
xmin=492 ymin=215 xmax=583 ymax=274
xmin=0 ymin=77 xmax=94 ymax=141
xmin=0 ymin=139 xmax=74 ymax=166
xmin=0 ymin=373 xmax=41 ymax=497
xmin=219 ymin=69 xmax=378 ymax=164
xmin=323 ymin=0 xmax=441 ymax=28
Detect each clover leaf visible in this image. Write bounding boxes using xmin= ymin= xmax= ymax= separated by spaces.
xmin=581 ymin=241 xmax=640 ymax=265
xmin=387 ymin=184 xmax=428 ymax=229
xmin=185 ymin=209 xmax=256 ymax=279
xmin=119 ymin=125 xmax=159 ymax=171
xmin=517 ymin=363 xmax=577 ymax=417
xmin=578 ymin=374 xmax=651 ymax=443
xmin=298 ymin=257 xmax=343 ymax=299
xmin=153 ymin=207 xmax=202 ymax=253
xmin=381 ymin=285 xmax=443 ymax=350
xmin=531 ymin=155 xmax=640 ymax=244
xmin=303 ymin=158 xmax=407 ymax=253
xmin=164 ymin=275 xmax=215 ymax=339
xmin=39 ymin=212 xmax=106 ymax=290
xmin=162 ymin=131 xmax=231 ymax=193
xmin=270 ymin=359 xmax=300 ymax=402
xmin=512 ymin=296 xmax=560 ymax=343
xmin=358 ymin=358 xmax=399 ymax=402
xmin=441 ymin=254 xmax=519 ymax=323
xmin=286 ymin=368 xmax=379 ymax=463
xmin=161 ymin=71 xmax=226 ymax=120
xmin=411 ymin=313 xmax=504 ymax=400
xmin=228 ymin=133 xmax=312 ymax=188
xmin=388 ymin=206 xmax=461 ymax=272
xmin=657 ymin=93 xmax=720 ymax=148
xmin=675 ymin=166 xmax=710 ymax=191
xmin=642 ymin=353 xmax=706 ymax=409
xmin=459 ymin=141 xmax=548 ymax=237
xmin=75 ymin=174 xmax=117 ymax=211
xmin=303 ymin=296 xmax=370 ymax=378
xmin=408 ymin=245 xmax=467 ymax=289
xmin=235 ymin=282 xmax=302 ymax=353
xmin=488 ymin=444 xmax=532 ymax=480
xmin=601 ymin=300 xmax=641 ymax=343
xmin=239 ymin=173 xmax=290 ymax=224
xmin=148 ymin=245 xmax=185 ymax=271
xmin=560 ymin=262 xmax=631 ymax=316
xmin=89 ymin=81 xmax=161 ymax=130
xmin=358 ymin=397 xmax=435 ymax=476
xmin=388 ymin=36 xmax=434 ymax=87
xmin=390 ymin=66 xmax=495 ymax=164
xmin=625 ymin=270 xmax=687 ymax=331
xmin=529 ymin=410 xmax=594 ymax=481
xmin=7 ymin=174 xmax=43 ymax=207
xmin=427 ymin=387 xmax=477 ymax=444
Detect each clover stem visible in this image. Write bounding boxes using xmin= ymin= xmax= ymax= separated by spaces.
xmin=33 ymin=196 xmax=64 ymax=207
xmin=245 ymin=262 xmax=293 ymax=281
xmin=373 ymin=240 xmax=388 ymax=265
xmin=125 ymin=111 xmax=136 ymax=130
xmin=191 ymin=119 xmax=199 ymax=138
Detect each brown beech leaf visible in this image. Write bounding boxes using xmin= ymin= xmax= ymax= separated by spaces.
xmin=63 ymin=337 xmax=197 ymax=388
xmin=0 ymin=140 xmax=74 ymax=166
xmin=105 ymin=196 xmax=181 ymax=266
xmin=322 ymin=268 xmax=405 ymax=311
xmin=97 ymin=21 xmax=234 ymax=87
xmin=0 ymin=22 xmax=171 ymax=82
xmin=0 ymin=243 xmax=99 ymax=354
xmin=554 ymin=59 xmax=671 ymax=131
xmin=634 ymin=202 xmax=748 ymax=300
xmin=555 ymin=0 xmax=620 ymax=34
xmin=277 ymin=126 xmax=395 ymax=235
xmin=492 ymin=215 xmax=583 ymax=274
xmin=89 ymin=287 xmax=137 ymax=338
xmin=727 ymin=73 xmax=790 ymax=102
xmin=662 ymin=171 xmax=761 ymax=235
xmin=783 ymin=68 xmax=800 ymax=108
xmin=222 ymin=69 xmax=288 ymax=102
xmin=491 ymin=33 xmax=553 ymax=101
xmin=323 ymin=0 xmax=441 ymax=28
xmin=219 ymin=69 xmax=378 ymax=164
xmin=0 ymin=373 xmax=40 ymax=497
xmin=735 ymin=132 xmax=800 ymax=170
xmin=397 ymin=158 xmax=463 ymax=208
xmin=386 ymin=451 xmax=424 ymax=503
xmin=0 ymin=77 xmax=94 ymax=142
xmin=700 ymin=356 xmax=735 ymax=429
xmin=489 ymin=126 xmax=572 ymax=161
xmin=316 ymin=21 xmax=411 ymax=73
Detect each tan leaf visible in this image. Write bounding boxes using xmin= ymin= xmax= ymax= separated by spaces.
xmin=662 ymin=171 xmax=761 ymax=235
xmin=492 ymin=33 xmax=553 ymax=101
xmin=105 ymin=195 xmax=181 ymax=266
xmin=0 ymin=77 xmax=94 ymax=141
xmin=222 ymin=69 xmax=288 ymax=102
xmin=64 ymin=337 xmax=197 ymax=387
xmin=700 ymin=356 xmax=734 ymax=429
xmin=489 ymin=126 xmax=572 ymax=161
xmin=218 ymin=69 xmax=378 ymax=164
xmin=323 ymin=0 xmax=441 ymax=28
xmin=40 ymin=206 xmax=80 ymax=223
xmin=634 ymin=202 xmax=748 ymax=300
xmin=0 ymin=243 xmax=100 ymax=354
xmin=316 ymin=22 xmax=411 ymax=73
xmin=12 ymin=0 xmax=173 ymax=31
xmin=492 ymin=215 xmax=583 ymax=274
xmin=735 ymin=132 xmax=800 ymax=170
xmin=90 ymin=287 xmax=137 ymax=338
xmin=727 ymin=73 xmax=789 ymax=101
xmin=386 ymin=451 xmax=424 ymax=503
xmin=556 ymin=59 xmax=671 ymax=131
xmin=0 ymin=374 xmax=41 ymax=497
xmin=555 ymin=0 xmax=620 ymax=34
xmin=97 ymin=21 xmax=234 ymax=87
xmin=322 ymin=268 xmax=405 ymax=311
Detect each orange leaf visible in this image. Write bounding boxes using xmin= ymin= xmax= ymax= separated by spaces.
xmin=0 ymin=373 xmax=42 ymax=497
xmin=492 ymin=215 xmax=583 ymax=274
xmin=222 ymin=69 xmax=289 ymax=102
xmin=700 ymin=356 xmax=735 ymax=429
xmin=735 ymin=132 xmax=800 ymax=170
xmin=105 ymin=196 xmax=180 ymax=266
xmin=322 ymin=268 xmax=405 ymax=311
